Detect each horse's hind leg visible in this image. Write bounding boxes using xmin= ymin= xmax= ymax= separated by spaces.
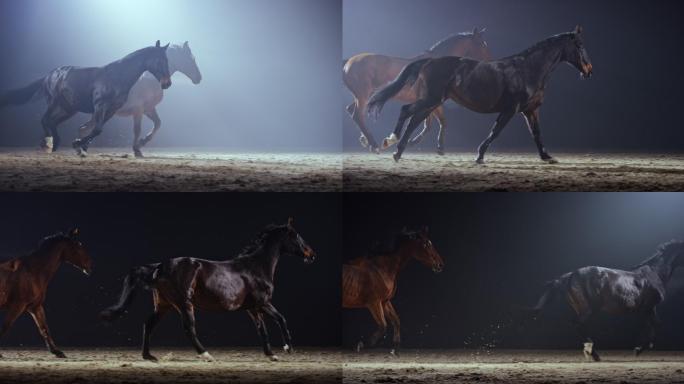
xmin=523 ymin=109 xmax=557 ymax=164
xmin=476 ymin=108 xmax=516 ymax=164
xmin=142 ymin=293 xmax=170 ymax=361
xmin=393 ymin=106 xmax=436 ymax=162
xmin=0 ymin=305 xmax=25 ymax=358
xmin=262 ymin=303 xmax=294 ymax=353
xmin=383 ymin=301 xmax=401 ymax=356
xmin=27 ymin=305 xmax=65 ymax=358
xmin=179 ymin=302 xmax=213 ymax=361
xmin=434 ymin=106 xmax=447 ymax=155
xmin=634 ymin=309 xmax=659 ymax=356
xmin=408 ymin=113 xmax=433 ymax=147
xmin=41 ymin=104 xmax=74 ymax=153
xmin=350 ymin=99 xmax=379 ymax=153
xmin=132 ymin=113 xmax=144 ymax=158
xmin=383 ymin=102 xmax=417 ymax=150
xmin=248 ymin=309 xmax=278 ymax=361
xmin=72 ymin=103 xmax=116 ymax=157
xmin=360 ymin=301 xmax=387 ymax=351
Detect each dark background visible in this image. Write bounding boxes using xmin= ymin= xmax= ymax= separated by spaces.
xmin=343 ymin=0 xmax=684 ymax=154
xmin=0 ymin=0 xmax=341 ymax=152
xmin=343 ymin=193 xmax=684 ymax=350
xmin=0 ymin=193 xmax=341 ymax=348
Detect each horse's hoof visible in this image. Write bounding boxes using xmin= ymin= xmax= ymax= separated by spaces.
xmin=283 ymin=344 xmax=293 ymax=354
xmin=143 ymin=353 xmax=158 ymax=362
xmin=356 ymin=341 xmax=364 ymax=352
xmin=542 ymin=157 xmax=558 ymax=164
xmin=437 ymin=149 xmax=445 ymax=156
xmin=592 ymin=352 xmax=601 ymax=362
xmin=359 ymin=135 xmax=369 ymax=148
xmin=392 ymin=152 xmax=401 ymax=162
xmin=634 ymin=347 xmax=643 ymax=357
xmin=475 ymin=158 xmax=485 ymax=164
xmin=198 ymin=351 xmax=215 ymax=362
xmin=382 ymin=133 xmax=399 ymax=149
xmin=43 ymin=137 xmax=54 ymax=153
xmin=133 ymin=149 xmax=144 ymax=158
xmin=269 ymin=355 xmax=280 ymax=362
xmin=389 ymin=349 xmax=399 ymax=357
xmin=54 ymin=350 xmax=67 ymax=359
xmin=370 ymin=146 xmax=380 ymax=154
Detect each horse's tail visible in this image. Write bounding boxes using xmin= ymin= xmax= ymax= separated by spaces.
xmin=367 ymin=58 xmax=430 ymax=117
xmin=0 ymin=78 xmax=44 ymax=108
xmin=530 ymin=278 xmax=565 ymax=315
xmin=99 ymin=264 xmax=159 ymax=322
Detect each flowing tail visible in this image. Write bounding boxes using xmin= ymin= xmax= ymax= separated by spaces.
xmin=367 ymin=58 xmax=430 ymax=117
xmin=529 ymin=278 xmax=564 ymax=317
xmin=0 ymin=78 xmax=44 ymax=108
xmin=99 ymin=264 xmax=159 ymax=321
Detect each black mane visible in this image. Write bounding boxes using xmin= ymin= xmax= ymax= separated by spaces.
xmin=237 ymin=224 xmax=285 ymax=257
xmin=505 ymin=33 xmax=573 ymax=60
xmin=427 ymin=32 xmax=474 ymax=55
xmin=634 ymin=239 xmax=684 ymax=269
xmin=37 ymin=232 xmax=69 ymax=251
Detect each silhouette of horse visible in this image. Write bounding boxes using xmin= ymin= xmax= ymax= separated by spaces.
xmin=0 ymin=41 xmax=171 ymax=156
xmin=100 ymin=218 xmax=316 ymax=362
xmin=342 ymin=227 xmax=444 ymax=355
xmin=79 ymin=42 xmax=202 ymax=158
xmin=527 ymin=240 xmax=684 ymax=361
xmin=344 ymin=29 xmax=490 ymax=153
xmin=369 ymin=26 xmax=592 ymax=162
xmin=0 ymin=228 xmax=91 ymax=358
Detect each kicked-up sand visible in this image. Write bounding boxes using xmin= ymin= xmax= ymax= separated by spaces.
xmin=0 ymin=347 xmax=342 ymax=384
xmin=0 ymin=148 xmax=342 ymax=192
xmin=343 ymin=152 xmax=684 ymax=191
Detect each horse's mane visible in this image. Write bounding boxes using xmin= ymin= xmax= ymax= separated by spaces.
xmin=634 ymin=239 xmax=684 ymax=269
xmin=367 ymin=228 xmax=421 ymax=257
xmin=37 ymin=232 xmax=69 ymax=251
xmin=504 ymin=32 xmax=573 ymax=60
xmin=427 ymin=32 xmax=474 ymax=55
xmin=236 ymin=224 xmax=284 ymax=258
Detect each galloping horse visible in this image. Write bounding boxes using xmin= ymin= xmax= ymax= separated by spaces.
xmin=344 ymin=29 xmax=490 ymax=153
xmin=0 ymin=228 xmax=92 ymax=358
xmin=80 ymin=42 xmax=202 ymax=158
xmin=369 ymin=26 xmax=593 ymax=162
xmin=100 ymin=218 xmax=316 ymax=362
xmin=0 ymin=41 xmax=172 ymax=156
xmin=528 ymin=240 xmax=684 ymax=361
xmin=342 ymin=227 xmax=444 ymax=355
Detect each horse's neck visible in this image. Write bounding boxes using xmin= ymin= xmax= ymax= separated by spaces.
xmin=521 ymin=44 xmax=563 ymax=89
xmin=251 ymin=244 xmax=281 ymax=281
xmin=26 ymin=245 xmax=63 ymax=283
xmin=109 ymin=55 xmax=150 ymax=90
xmin=373 ymin=249 xmax=410 ymax=281
xmin=646 ymin=256 xmax=676 ymax=287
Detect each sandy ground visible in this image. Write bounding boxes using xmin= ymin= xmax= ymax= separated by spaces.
xmin=0 ymin=347 xmax=342 ymax=384
xmin=343 ymin=349 xmax=684 ymax=383
xmin=0 ymin=148 xmax=342 ymax=192
xmin=343 ymin=152 xmax=684 ymax=191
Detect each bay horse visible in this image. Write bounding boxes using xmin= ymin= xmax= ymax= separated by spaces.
xmin=79 ymin=42 xmax=202 ymax=158
xmin=343 ymin=28 xmax=491 ymax=153
xmin=528 ymin=240 xmax=684 ymax=361
xmin=0 ymin=41 xmax=172 ymax=156
xmin=100 ymin=218 xmax=316 ymax=362
xmin=369 ymin=26 xmax=593 ymax=163
xmin=0 ymin=228 xmax=92 ymax=358
xmin=342 ymin=227 xmax=444 ymax=355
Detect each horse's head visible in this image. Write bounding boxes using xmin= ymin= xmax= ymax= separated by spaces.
xmin=147 ymin=40 xmax=172 ymax=89
xmin=60 ymin=228 xmax=92 ymax=276
xmin=168 ymin=42 xmax=202 ymax=85
xmin=561 ymin=25 xmax=593 ymax=79
xmin=400 ymin=226 xmax=444 ymax=273
xmin=278 ymin=218 xmax=317 ymax=264
xmin=432 ymin=28 xmax=491 ymax=62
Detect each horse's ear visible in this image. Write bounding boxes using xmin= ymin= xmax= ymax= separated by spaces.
xmin=287 ymin=217 xmax=294 ymax=228
xmin=69 ymin=228 xmax=80 ymax=237
xmin=155 ymin=40 xmax=161 ymax=48
xmin=183 ymin=41 xmax=189 ymax=49
xmin=574 ymin=25 xmax=583 ymax=34
xmin=163 ymin=43 xmax=170 ymax=51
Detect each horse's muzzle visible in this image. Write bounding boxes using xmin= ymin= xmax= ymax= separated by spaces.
xmin=581 ymin=63 xmax=593 ymax=79
xmin=160 ymin=78 xmax=172 ymax=89
xmin=303 ymin=247 xmax=316 ymax=264
xmin=432 ymin=263 xmax=444 ymax=273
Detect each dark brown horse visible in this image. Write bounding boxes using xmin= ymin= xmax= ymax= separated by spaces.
xmin=527 ymin=240 xmax=684 ymax=361
xmin=370 ymin=26 xmax=592 ymax=162
xmin=344 ymin=29 xmax=491 ymax=153
xmin=100 ymin=218 xmax=316 ymax=362
xmin=342 ymin=227 xmax=443 ymax=355
xmin=0 ymin=228 xmax=92 ymax=358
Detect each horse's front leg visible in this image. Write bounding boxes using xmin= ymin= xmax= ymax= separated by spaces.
xmin=634 ymin=309 xmax=659 ymax=356
xmin=523 ymin=109 xmax=557 ymax=163
xmin=248 ymin=309 xmax=278 ymax=361
xmin=72 ymin=101 xmax=116 ymax=157
xmin=132 ymin=113 xmax=144 ymax=158
xmin=262 ymin=303 xmax=294 ymax=353
xmin=179 ymin=302 xmax=213 ymax=361
xmin=27 ymin=305 xmax=65 ymax=358
xmin=476 ymin=108 xmax=516 ymax=164
xmin=139 ymin=108 xmax=161 ymax=148
xmin=383 ymin=301 xmax=401 ymax=356
xmin=0 ymin=305 xmax=25 ymax=358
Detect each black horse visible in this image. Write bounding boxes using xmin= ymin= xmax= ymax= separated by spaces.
xmin=0 ymin=41 xmax=171 ymax=156
xmin=368 ymin=26 xmax=593 ymax=163
xmin=100 ymin=218 xmax=316 ymax=362
xmin=527 ymin=240 xmax=684 ymax=361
